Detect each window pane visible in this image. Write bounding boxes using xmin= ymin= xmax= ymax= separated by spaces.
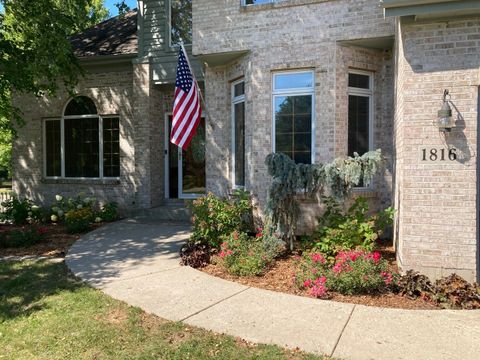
xmin=45 ymin=120 xmax=61 ymax=177
xmin=64 ymin=96 xmax=97 ymax=116
xmin=274 ymin=72 xmax=313 ymax=90
xmin=348 ymin=95 xmax=370 ymax=157
xmin=275 ymin=95 xmax=312 ymax=164
xmin=171 ymin=0 xmax=192 ymax=45
xmin=234 ymin=82 xmax=245 ymax=98
xmin=103 ymin=117 xmax=120 ymax=177
xmin=234 ymin=102 xmax=245 ymax=187
xmin=349 ymin=73 xmax=370 ymax=89
xmin=65 ymin=117 xmax=99 ymax=178
xmin=245 ymin=0 xmax=272 ymax=4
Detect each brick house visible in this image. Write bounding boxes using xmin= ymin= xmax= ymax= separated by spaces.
xmin=12 ymin=1 xmax=480 ymax=282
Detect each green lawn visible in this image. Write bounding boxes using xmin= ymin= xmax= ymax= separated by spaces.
xmin=0 ymin=260 xmax=327 ymax=360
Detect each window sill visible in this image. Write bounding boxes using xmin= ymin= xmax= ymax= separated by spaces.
xmin=241 ymin=0 xmax=331 ymax=12
xmin=41 ymin=178 xmax=121 ymax=186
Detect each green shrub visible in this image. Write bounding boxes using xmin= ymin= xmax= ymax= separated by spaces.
xmin=189 ymin=191 xmax=252 ymax=248
xmin=0 ymin=197 xmax=42 ymax=225
xmin=218 ymin=231 xmax=276 ymax=276
xmin=50 ymin=193 xmax=97 ymax=223
xmin=100 ymin=202 xmax=118 ymax=222
xmin=0 ymin=226 xmax=46 ymax=248
xmin=309 ymin=196 xmax=394 ymax=262
xmin=65 ymin=207 xmax=93 ymax=234
xmin=295 ymin=250 xmax=396 ymax=297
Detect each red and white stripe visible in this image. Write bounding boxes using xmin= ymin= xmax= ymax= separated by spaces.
xmin=171 ymin=84 xmax=201 ymax=149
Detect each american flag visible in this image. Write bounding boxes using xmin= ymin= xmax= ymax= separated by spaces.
xmin=170 ymin=47 xmax=202 ymax=150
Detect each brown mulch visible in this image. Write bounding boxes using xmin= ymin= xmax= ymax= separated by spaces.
xmin=201 ymin=245 xmax=439 ymax=310
xmin=0 ymin=223 xmax=102 ymax=258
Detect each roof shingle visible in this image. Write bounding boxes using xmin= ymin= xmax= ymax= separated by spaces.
xmin=70 ymin=10 xmax=138 ymax=57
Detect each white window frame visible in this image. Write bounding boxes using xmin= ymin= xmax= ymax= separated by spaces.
xmin=347 ymin=69 xmax=374 ymax=157
xmin=43 ymin=111 xmax=120 ymax=180
xmin=272 ymin=70 xmax=316 ymax=164
xmin=231 ymin=79 xmax=246 ymax=189
xmin=348 ymin=70 xmax=374 ymax=189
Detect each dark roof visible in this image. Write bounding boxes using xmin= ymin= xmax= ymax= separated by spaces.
xmin=70 ymin=10 xmax=138 ymax=57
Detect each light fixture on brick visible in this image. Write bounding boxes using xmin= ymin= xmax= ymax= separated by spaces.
xmin=437 ymin=89 xmax=454 ymax=132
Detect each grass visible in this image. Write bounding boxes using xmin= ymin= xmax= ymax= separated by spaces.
xmin=0 ymin=260 xmax=327 ymax=360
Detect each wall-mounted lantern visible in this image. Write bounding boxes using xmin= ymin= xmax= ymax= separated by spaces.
xmin=437 ymin=89 xmax=454 ymax=133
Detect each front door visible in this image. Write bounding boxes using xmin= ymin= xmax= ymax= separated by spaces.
xmin=165 ymin=115 xmax=206 ymax=199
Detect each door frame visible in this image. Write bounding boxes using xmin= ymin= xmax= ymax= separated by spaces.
xmin=164 ymin=113 xmax=206 ymax=199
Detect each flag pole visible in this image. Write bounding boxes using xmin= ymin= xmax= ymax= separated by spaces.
xmin=179 ymin=41 xmax=214 ymax=129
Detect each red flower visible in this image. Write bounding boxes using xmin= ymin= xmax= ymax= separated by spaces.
xmin=219 ymin=251 xmax=226 ymax=258
xmin=303 ymin=279 xmax=312 ymax=288
xmin=333 ymin=264 xmax=342 ymax=273
xmin=310 ymin=253 xmax=326 ymax=264
xmin=373 ymin=252 xmax=381 ymax=264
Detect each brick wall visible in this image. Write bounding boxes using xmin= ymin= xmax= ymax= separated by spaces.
xmin=195 ymin=0 xmax=396 ymax=228
xmin=394 ymin=17 xmax=480 ymax=281
xmin=13 ymin=69 xmax=137 ymax=211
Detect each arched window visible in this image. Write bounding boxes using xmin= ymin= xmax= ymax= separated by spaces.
xmin=44 ymin=96 xmax=120 ymax=179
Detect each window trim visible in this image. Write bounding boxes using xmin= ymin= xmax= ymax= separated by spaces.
xmin=231 ymin=78 xmax=246 ymax=189
xmin=43 ymin=113 xmax=121 ymax=181
xmin=272 ymin=70 xmax=316 ymax=164
xmin=348 ymin=70 xmax=374 ymax=190
xmin=347 ymin=69 xmax=374 ymax=157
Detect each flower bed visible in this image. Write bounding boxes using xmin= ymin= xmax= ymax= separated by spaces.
xmin=183 ymin=192 xmax=480 ymax=310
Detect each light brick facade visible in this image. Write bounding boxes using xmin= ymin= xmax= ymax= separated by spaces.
xmin=11 ymin=1 xmax=480 ymax=281
xmin=194 ymin=0 xmax=395 ymax=223
xmin=393 ymin=17 xmax=480 ymax=281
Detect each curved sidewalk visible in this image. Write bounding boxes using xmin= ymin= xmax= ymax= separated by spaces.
xmin=66 ymin=220 xmax=480 ymax=360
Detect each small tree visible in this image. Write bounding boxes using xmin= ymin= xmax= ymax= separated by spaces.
xmin=265 ymin=150 xmax=384 ymax=250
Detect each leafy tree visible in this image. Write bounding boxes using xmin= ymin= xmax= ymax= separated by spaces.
xmin=0 ymin=0 xmax=118 ymax=180
xmin=171 ymin=0 xmax=192 ymax=45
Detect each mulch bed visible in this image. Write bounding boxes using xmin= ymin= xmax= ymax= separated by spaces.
xmin=201 ymin=245 xmax=439 ymax=310
xmin=0 ymin=223 xmax=102 ymax=258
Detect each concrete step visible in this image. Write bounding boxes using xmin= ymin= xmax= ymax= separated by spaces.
xmin=133 ymin=204 xmax=192 ymax=222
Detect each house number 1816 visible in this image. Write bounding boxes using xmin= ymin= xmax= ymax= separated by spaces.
xmin=422 ymin=148 xmax=457 ymax=161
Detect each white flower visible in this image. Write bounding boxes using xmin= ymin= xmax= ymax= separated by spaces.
xmin=77 ymin=204 xmax=83 ymax=209
xmin=55 ymin=195 xmax=63 ymax=202
xmin=31 ymin=205 xmax=40 ymax=211
xmin=51 ymin=215 xmax=58 ymax=222
xmin=57 ymin=210 xmax=64 ymax=217
xmin=95 ymin=217 xmax=102 ymax=223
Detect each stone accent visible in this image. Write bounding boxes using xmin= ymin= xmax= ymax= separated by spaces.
xmin=393 ymin=17 xmax=480 ymax=282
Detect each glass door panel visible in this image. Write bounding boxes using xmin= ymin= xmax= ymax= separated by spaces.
xmin=180 ymin=118 xmax=206 ymax=197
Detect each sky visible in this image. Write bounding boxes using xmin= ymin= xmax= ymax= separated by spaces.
xmin=0 ymin=1 xmax=138 ymax=16
xmin=105 ymin=0 xmax=137 ymax=16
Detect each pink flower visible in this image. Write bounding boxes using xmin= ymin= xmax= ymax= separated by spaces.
xmin=226 ymin=250 xmax=233 ymax=256
xmin=310 ymin=284 xmax=328 ymax=298
xmin=310 ymin=253 xmax=326 ymax=264
xmin=303 ymin=279 xmax=312 ymax=288
xmin=219 ymin=251 xmax=226 ymax=258
xmin=221 ymin=242 xmax=228 ymax=249
xmin=333 ymin=264 xmax=342 ymax=273
xmin=373 ymin=252 xmax=381 ymax=264
xmin=314 ymin=276 xmax=327 ymax=286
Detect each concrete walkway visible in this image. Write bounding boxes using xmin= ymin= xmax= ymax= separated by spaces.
xmin=66 ymin=220 xmax=480 ymax=360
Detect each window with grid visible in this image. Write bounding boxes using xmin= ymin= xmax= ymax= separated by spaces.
xmin=44 ymin=96 xmax=120 ymax=179
xmin=273 ymin=71 xmax=314 ymax=164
